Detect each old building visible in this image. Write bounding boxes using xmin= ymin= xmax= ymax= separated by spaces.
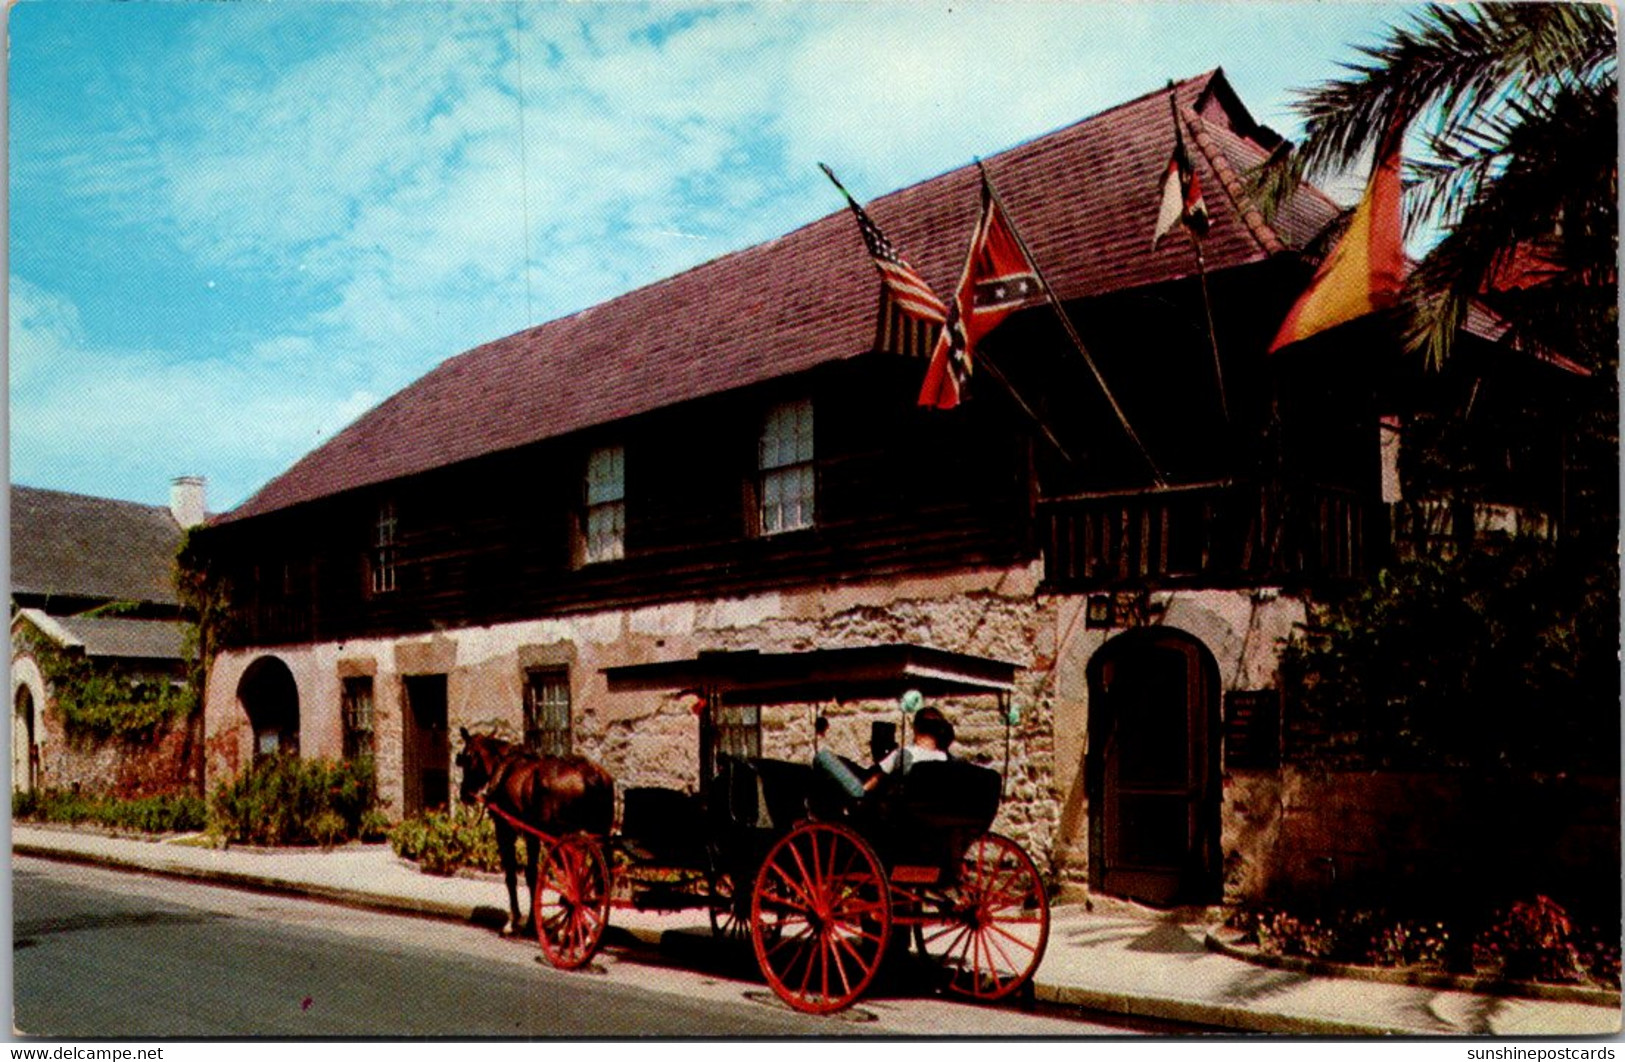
xmin=192 ymin=71 xmax=1593 ymax=907
xmin=11 ymin=478 xmax=206 ymax=794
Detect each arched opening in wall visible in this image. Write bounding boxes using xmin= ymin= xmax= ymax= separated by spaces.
xmin=13 ymin=685 xmax=37 ymax=793
xmin=1086 ymin=628 xmax=1221 ymax=907
xmin=237 ymin=657 xmax=301 ymax=761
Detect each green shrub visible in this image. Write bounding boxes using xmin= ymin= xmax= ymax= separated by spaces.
xmin=389 ymin=804 xmax=500 ymax=876
xmin=358 ymin=808 xmax=393 ymax=843
xmin=57 ymin=676 xmax=197 ymax=741
xmin=208 ymin=755 xmax=379 ymax=847
xmin=13 ymin=788 xmax=206 ymax=833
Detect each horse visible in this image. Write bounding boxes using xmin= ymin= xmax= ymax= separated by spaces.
xmin=455 ymin=728 xmax=615 ymax=936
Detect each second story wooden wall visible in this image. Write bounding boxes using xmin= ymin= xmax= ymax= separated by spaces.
xmin=206 ymin=354 xmax=1037 ymax=647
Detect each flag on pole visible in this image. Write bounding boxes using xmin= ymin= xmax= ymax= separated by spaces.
xmin=1268 ymin=133 xmax=1405 ymax=353
xmin=820 ymin=163 xmax=948 ymax=325
xmin=1153 ymin=94 xmax=1209 ymax=247
xmin=918 ymin=177 xmax=1044 ymax=409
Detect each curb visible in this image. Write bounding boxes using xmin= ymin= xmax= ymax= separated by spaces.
xmin=1031 ymin=982 xmax=1411 ymax=1037
xmin=19 ymin=836 xmax=1615 ymax=1037
xmin=14 ymin=840 xmax=478 ymax=924
xmin=1204 ymin=931 xmax=1624 ymax=1010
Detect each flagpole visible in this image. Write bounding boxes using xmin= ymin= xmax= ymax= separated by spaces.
xmin=977 ymin=353 xmax=1079 ymax=466
xmin=1189 ymin=232 xmax=1230 ymax=425
xmin=820 ymin=162 xmax=1071 ymax=462
xmin=1165 ymin=85 xmax=1230 ymax=427
xmin=977 ymin=162 xmax=1169 ymax=488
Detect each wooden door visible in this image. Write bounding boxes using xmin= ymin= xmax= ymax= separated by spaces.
xmin=402 ymin=675 xmax=450 ymax=814
xmin=1089 ymin=632 xmax=1218 ymax=906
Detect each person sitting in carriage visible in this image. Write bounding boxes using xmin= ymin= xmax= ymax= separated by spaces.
xmin=813 ymin=704 xmax=955 ymax=803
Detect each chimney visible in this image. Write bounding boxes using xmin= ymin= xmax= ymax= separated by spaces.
xmin=170 ymin=476 xmax=207 ymax=529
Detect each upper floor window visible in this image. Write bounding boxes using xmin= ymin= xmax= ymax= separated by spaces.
xmin=584 ymin=445 xmax=626 ymax=563
xmin=370 ymin=501 xmax=398 ymax=594
xmin=759 ymin=398 xmax=814 ymax=535
xmin=524 ymin=667 xmax=572 ymax=757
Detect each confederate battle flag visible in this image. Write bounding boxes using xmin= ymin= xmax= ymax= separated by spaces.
xmin=918 ymin=177 xmax=1044 ymax=409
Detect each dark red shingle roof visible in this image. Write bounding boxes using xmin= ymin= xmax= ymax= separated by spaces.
xmin=224 ymin=70 xmax=1337 ymax=524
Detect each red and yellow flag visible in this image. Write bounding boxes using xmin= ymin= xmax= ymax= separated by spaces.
xmin=1268 ymin=140 xmax=1404 ymax=353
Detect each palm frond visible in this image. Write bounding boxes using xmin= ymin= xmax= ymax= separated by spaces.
xmin=1292 ymin=3 xmax=1616 ymax=181
xmin=1402 ymin=77 xmax=1617 ymax=368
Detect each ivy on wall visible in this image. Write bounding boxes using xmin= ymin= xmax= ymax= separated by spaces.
xmin=12 ymin=619 xmax=194 ymax=742
xmin=175 ymin=525 xmax=239 ymax=700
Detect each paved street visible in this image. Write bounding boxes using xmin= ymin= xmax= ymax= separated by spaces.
xmin=13 ymin=856 xmax=1125 ymax=1038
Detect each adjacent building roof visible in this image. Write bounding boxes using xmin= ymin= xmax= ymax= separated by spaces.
xmin=14 ymin=608 xmax=187 ymax=662
xmin=222 ymin=69 xmax=1340 ymax=526
xmin=11 ymin=485 xmax=183 ymax=606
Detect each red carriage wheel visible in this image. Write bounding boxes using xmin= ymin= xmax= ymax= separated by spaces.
xmin=750 ymin=821 xmax=891 ymax=1014
xmin=533 ymin=834 xmax=611 ymax=970
xmin=916 ymin=832 xmax=1050 ymax=1001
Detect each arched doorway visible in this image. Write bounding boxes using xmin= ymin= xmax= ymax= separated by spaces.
xmin=237 ymin=656 xmax=300 ymax=760
xmin=1086 ymin=628 xmax=1220 ymax=906
xmin=13 ymin=685 xmax=38 ymax=792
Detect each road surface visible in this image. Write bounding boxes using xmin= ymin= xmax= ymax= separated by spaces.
xmin=14 ymin=855 xmax=1142 ymax=1038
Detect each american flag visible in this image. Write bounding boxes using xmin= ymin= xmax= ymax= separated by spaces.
xmin=821 ymin=164 xmax=948 ymax=325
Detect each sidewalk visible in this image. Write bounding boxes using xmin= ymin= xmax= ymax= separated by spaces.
xmin=14 ymin=824 xmax=1621 ymax=1037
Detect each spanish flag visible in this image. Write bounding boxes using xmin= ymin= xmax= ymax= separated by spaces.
xmin=1268 ymin=138 xmax=1405 ymax=353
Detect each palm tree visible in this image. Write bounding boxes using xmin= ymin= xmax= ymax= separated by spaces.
xmin=1262 ymin=3 xmax=1617 ymax=369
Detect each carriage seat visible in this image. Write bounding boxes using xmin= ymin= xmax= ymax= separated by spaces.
xmin=871 ymin=759 xmax=1002 ymax=872
xmin=894 ymin=759 xmax=1001 ymax=833
xmin=620 ymin=786 xmax=706 ymax=866
xmin=708 ymin=755 xmax=812 ymax=832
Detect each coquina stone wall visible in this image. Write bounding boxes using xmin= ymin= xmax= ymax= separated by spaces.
xmin=1222 ymin=767 xmax=1621 ymax=919
xmin=204 ymin=567 xmax=1316 ymax=898
xmin=205 ymin=563 xmax=1068 ymax=869
xmin=201 ymin=572 xmax=1618 ymax=915
xmin=10 ymin=646 xmax=194 ymax=799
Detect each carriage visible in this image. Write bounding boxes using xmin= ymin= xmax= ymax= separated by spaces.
xmin=501 ymin=644 xmax=1051 ymax=1015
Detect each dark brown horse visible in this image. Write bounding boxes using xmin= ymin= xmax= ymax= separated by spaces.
xmin=456 ymin=728 xmax=615 ymax=935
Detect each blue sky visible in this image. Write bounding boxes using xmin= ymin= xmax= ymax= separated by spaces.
xmin=10 ymin=0 xmax=1420 ymax=512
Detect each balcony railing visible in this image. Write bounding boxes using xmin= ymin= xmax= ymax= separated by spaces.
xmin=1037 ymin=479 xmax=1373 ymax=590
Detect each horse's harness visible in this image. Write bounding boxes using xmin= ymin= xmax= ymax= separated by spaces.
xmin=475 ymin=754 xmax=567 ymax=844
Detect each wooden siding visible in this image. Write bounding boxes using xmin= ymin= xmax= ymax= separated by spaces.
xmin=210 ymin=357 xmax=1035 ymax=647
xmin=207 ymin=264 xmax=1407 ymax=648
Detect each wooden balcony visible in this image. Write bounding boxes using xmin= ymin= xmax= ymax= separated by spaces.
xmin=1037 ymin=479 xmax=1374 ymax=591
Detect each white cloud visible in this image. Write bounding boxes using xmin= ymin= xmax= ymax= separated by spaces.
xmin=9 ymin=277 xmax=391 ymax=508
xmin=12 ymin=1 xmax=1413 ymax=509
